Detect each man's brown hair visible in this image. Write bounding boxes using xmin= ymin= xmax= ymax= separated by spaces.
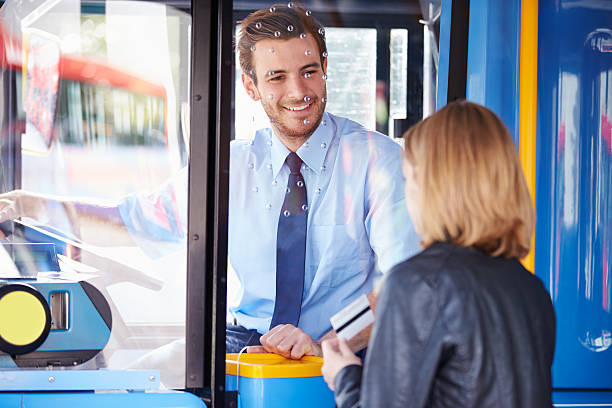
xmin=403 ymin=100 xmax=534 ymax=259
xmin=237 ymin=4 xmax=327 ymax=84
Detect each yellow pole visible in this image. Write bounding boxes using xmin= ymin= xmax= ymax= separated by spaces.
xmin=519 ymin=0 xmax=538 ymax=272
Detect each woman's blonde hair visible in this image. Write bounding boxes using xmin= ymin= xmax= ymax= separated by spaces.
xmin=403 ymin=101 xmax=534 ymax=259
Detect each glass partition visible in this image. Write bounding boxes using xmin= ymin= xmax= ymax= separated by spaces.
xmin=0 ymin=0 xmax=191 ymax=389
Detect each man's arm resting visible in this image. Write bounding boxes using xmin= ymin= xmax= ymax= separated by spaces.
xmin=0 ymin=190 xmax=133 ymax=246
xmin=250 ymin=290 xmax=378 ymax=359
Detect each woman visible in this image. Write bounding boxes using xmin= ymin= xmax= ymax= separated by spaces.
xmin=321 ymin=101 xmax=556 ymax=407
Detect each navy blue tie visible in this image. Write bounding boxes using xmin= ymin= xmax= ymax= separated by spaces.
xmin=271 ymin=152 xmax=308 ymax=328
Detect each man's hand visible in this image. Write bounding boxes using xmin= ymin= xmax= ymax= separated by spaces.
xmin=321 ymin=338 xmax=362 ymax=391
xmin=247 ymin=324 xmax=321 ymax=359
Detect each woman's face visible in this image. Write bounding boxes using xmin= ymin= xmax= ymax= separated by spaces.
xmin=402 ymin=158 xmax=421 ymax=233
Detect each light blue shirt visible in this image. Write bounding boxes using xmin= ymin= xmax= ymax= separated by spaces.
xmin=229 ymin=112 xmax=420 ymax=339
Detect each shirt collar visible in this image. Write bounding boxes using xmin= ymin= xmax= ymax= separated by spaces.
xmin=270 ymin=112 xmax=334 ymax=179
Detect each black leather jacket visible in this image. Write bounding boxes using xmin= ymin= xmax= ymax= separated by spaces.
xmin=334 ymin=242 xmax=556 ymax=408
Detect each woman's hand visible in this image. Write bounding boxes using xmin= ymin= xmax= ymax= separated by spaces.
xmin=321 ymin=337 xmax=362 ymax=391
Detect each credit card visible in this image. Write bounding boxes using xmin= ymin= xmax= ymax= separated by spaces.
xmin=330 ymin=294 xmax=374 ymax=341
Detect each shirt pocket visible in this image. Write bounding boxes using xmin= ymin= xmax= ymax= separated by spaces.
xmin=309 ymin=223 xmax=368 ymax=287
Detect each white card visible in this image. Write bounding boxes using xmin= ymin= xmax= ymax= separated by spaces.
xmin=330 ymin=294 xmax=374 ymax=341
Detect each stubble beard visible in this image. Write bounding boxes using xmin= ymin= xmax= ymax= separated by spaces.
xmin=261 ymin=96 xmax=327 ymax=142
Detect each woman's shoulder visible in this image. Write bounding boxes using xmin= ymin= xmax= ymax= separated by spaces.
xmin=387 ymin=241 xmax=551 ymax=309
xmin=385 ymin=241 xmax=529 ymax=293
xmin=377 ymin=245 xmax=450 ymax=307
xmin=386 ymin=242 xmax=457 ymax=285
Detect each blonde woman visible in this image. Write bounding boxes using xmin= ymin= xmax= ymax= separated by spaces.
xmin=321 ymin=101 xmax=556 ymax=407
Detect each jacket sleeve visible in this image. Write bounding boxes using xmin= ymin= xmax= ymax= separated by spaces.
xmin=334 ymin=364 xmax=363 ymax=408
xmin=360 ymin=268 xmax=443 ymax=408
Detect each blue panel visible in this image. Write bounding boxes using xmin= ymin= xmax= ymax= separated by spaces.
xmin=0 ymin=394 xmax=21 ymax=407
xmin=0 ymin=369 xmax=160 ymax=391
xmin=436 ymin=0 xmax=452 ymax=109
xmin=226 ymin=374 xmax=334 ymax=408
xmin=0 ymin=354 xmax=18 ymax=368
xmin=466 ymin=0 xmax=520 ymax=144
xmin=16 ymin=391 xmax=206 ymax=408
xmin=32 ymin=281 xmax=110 ymax=351
xmin=554 ymin=390 xmax=612 ymax=406
xmin=536 ymin=0 xmax=612 ymax=389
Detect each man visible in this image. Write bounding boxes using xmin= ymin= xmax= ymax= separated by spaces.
xmin=0 ymin=4 xmax=420 ymax=359
xmin=225 ymin=5 xmax=419 ymax=357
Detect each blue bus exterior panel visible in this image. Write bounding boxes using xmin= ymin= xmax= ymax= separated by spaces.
xmin=553 ymin=390 xmax=612 ymax=407
xmin=465 ymin=0 xmax=520 ymax=144
xmin=0 ymin=391 xmax=206 ymax=408
xmin=536 ymin=0 xmax=612 ymax=389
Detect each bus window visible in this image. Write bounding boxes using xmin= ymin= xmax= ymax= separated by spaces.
xmin=0 ymin=0 xmax=191 ymax=389
xmin=57 ymin=81 xmax=166 ymax=147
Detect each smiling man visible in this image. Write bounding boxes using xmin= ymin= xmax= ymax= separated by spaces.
xmin=227 ymin=5 xmax=421 ymax=358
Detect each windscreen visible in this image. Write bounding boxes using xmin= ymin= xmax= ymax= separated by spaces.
xmin=0 ymin=0 xmax=191 ymax=388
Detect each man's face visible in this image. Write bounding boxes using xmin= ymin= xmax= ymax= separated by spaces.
xmin=242 ymin=35 xmax=327 ymax=141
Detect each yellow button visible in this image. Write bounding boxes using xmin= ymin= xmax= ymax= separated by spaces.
xmin=0 ymin=290 xmax=47 ymax=346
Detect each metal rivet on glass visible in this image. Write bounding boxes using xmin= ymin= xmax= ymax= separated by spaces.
xmin=272 ymin=180 xmax=278 ymax=186
xmin=283 ymin=210 xmax=290 ymax=217
xmin=274 ymin=31 xmax=281 ymax=38
xmin=300 ymin=33 xmax=307 ymax=39
xmin=315 ymin=188 xmax=322 ymax=194
xmin=266 ymin=203 xmax=272 ymax=210
xmin=287 ymin=25 xmax=294 ymax=32
xmin=321 ymin=165 xmax=326 ymax=171
xmin=321 ymin=142 xmax=326 ymax=149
